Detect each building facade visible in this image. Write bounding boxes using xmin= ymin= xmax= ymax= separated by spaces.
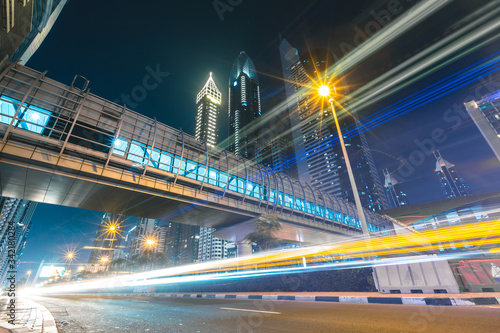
xmin=0 ymin=197 xmax=37 ymax=287
xmin=228 ymin=51 xmax=262 ymax=159
xmin=195 ymin=72 xmax=222 ymax=146
xmin=383 ymin=169 xmax=409 ymax=208
xmin=0 ymin=0 xmax=34 ymax=61
xmin=12 ymin=0 xmax=67 ymax=64
xmin=434 ymin=150 xmax=471 ymax=199
xmin=0 ymin=0 xmax=67 ymax=64
xmin=465 ymin=90 xmax=500 ymax=162
xmin=279 ymin=39 xmax=310 ymax=183
xmin=255 ymin=135 xmax=294 ymax=175
xmin=279 ymin=40 xmax=388 ymax=211
xmin=198 ymin=227 xmax=227 ymax=262
xmin=161 ymin=223 xmax=200 ymax=266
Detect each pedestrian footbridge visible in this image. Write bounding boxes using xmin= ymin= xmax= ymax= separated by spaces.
xmin=0 ymin=63 xmax=393 ymax=245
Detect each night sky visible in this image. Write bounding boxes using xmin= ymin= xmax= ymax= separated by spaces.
xmin=19 ymin=0 xmax=500 ymax=276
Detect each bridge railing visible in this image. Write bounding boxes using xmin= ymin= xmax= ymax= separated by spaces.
xmin=0 ymin=63 xmax=394 ymax=234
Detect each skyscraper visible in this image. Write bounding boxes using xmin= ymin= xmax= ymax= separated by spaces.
xmin=198 ymin=227 xmax=227 ymax=262
xmin=383 ymin=169 xmax=409 ymax=208
xmin=87 ymin=213 xmax=125 ymax=269
xmin=0 ymin=0 xmax=34 ymax=61
xmin=256 ymin=136 xmax=294 ymax=172
xmin=465 ymin=90 xmax=500 ymax=162
xmin=0 ymin=1 xmax=67 ymax=64
xmin=279 ymin=39 xmax=310 ymax=183
xmin=195 ymin=72 xmax=222 ymax=146
xmin=12 ymin=0 xmax=68 ymax=64
xmin=279 ymin=40 xmax=388 ymax=211
xmin=0 ymin=197 xmax=37 ymax=287
xmin=161 ymin=223 xmax=199 ymax=266
xmin=434 ymin=150 xmax=471 ymax=199
xmin=228 ymin=51 xmax=262 ymax=159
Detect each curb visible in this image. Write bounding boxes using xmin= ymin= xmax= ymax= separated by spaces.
xmin=0 ymin=321 xmax=30 ymax=333
xmin=59 ymin=293 xmax=500 ymax=306
xmin=0 ymin=299 xmax=58 ymax=333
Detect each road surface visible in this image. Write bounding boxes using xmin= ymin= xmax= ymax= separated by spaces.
xmin=31 ymin=295 xmax=500 ymax=333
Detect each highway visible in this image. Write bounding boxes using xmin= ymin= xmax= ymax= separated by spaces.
xmin=32 ymin=295 xmax=500 ymax=333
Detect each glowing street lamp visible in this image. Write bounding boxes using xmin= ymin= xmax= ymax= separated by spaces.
xmin=67 ymin=252 xmax=74 ymax=267
xmin=24 ymin=270 xmax=32 ymax=287
xmin=318 ymin=85 xmax=369 ymax=236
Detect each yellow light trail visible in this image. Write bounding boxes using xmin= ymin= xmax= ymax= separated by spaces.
xmin=26 ymin=219 xmax=500 ymax=296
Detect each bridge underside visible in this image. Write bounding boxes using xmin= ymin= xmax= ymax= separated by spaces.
xmin=0 ymin=145 xmax=254 ymax=229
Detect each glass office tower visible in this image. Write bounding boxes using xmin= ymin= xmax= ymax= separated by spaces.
xmin=228 ymin=51 xmax=262 ymax=160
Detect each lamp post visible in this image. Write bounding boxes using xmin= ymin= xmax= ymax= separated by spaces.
xmin=144 ymin=238 xmax=156 ymax=270
xmin=318 ymin=85 xmax=370 ymax=236
xmin=24 ymin=270 xmax=32 ymax=288
xmin=100 ymin=256 xmax=109 ymax=272
xmin=66 ymin=252 xmax=74 ymax=280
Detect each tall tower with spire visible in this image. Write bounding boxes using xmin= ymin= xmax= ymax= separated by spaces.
xmin=383 ymin=169 xmax=409 ymax=208
xmin=433 ymin=150 xmax=471 ymax=199
xmin=195 ymin=73 xmax=222 ymax=146
xmin=228 ymin=51 xmax=262 ymax=159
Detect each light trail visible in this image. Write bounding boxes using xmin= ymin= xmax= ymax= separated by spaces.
xmin=25 ymin=219 xmax=500 ymax=296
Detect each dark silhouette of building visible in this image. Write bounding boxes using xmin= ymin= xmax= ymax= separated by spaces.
xmin=228 ymin=51 xmax=262 ymax=160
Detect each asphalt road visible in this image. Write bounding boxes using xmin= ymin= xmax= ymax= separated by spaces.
xmin=32 ymin=295 xmax=500 ymax=333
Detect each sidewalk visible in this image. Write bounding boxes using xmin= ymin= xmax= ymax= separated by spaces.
xmin=63 ymin=291 xmax=500 ymax=307
xmin=0 ymin=297 xmax=57 ymax=333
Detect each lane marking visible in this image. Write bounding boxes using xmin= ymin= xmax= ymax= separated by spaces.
xmin=220 ymin=307 xmax=281 ymax=315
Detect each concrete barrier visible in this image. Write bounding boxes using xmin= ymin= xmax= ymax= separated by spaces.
xmin=373 ymin=259 xmax=460 ymax=294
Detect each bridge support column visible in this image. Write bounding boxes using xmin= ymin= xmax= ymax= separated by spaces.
xmin=236 ymin=241 xmax=253 ymax=257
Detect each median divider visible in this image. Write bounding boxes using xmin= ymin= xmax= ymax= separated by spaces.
xmin=54 ymin=292 xmax=500 ymax=306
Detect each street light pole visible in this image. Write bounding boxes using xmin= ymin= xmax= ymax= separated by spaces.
xmin=66 ymin=252 xmax=74 ymax=280
xmin=319 ymin=85 xmax=370 ymax=236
